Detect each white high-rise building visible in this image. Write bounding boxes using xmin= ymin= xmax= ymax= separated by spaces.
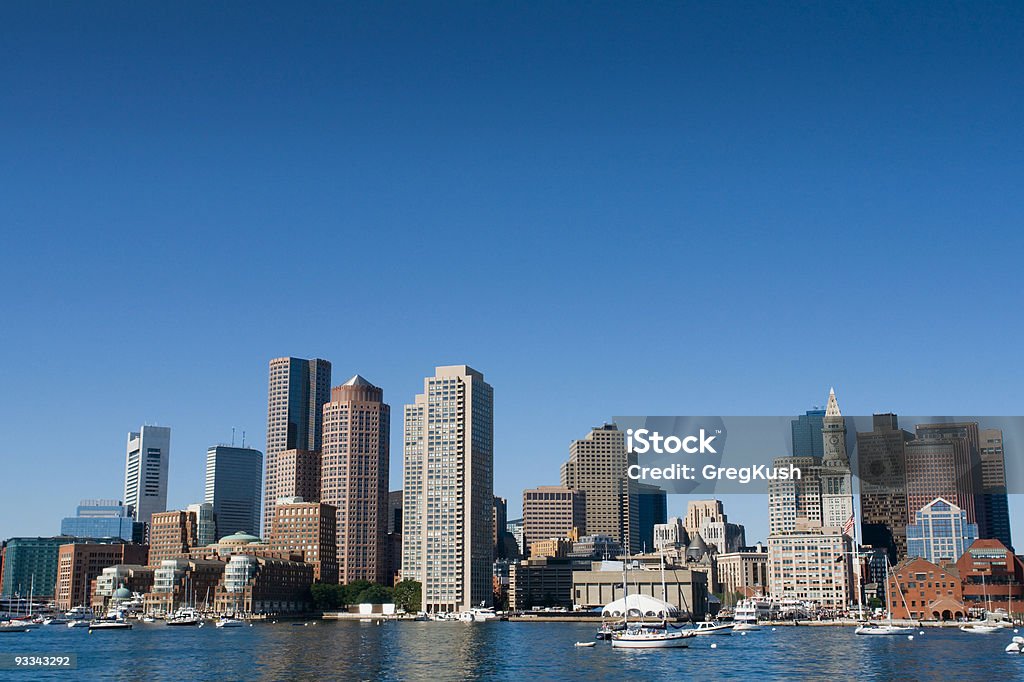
xmin=123 ymin=425 xmax=171 ymax=526
xmin=402 ymin=365 xmax=494 ymax=613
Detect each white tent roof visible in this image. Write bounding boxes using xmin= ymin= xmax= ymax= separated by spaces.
xmin=601 ymin=594 xmax=679 ymax=618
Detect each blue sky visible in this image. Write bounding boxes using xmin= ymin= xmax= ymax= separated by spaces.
xmin=2 ymin=2 xmax=1022 ymax=544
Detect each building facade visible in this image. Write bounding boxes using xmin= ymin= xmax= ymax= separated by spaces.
xmin=266 ymin=497 xmax=338 ymax=584
xmin=767 ymin=527 xmax=852 ymax=610
xmin=561 ymin=424 xmax=638 ymax=553
xmin=819 ymin=389 xmax=854 ymax=530
xmin=54 ymin=542 xmax=148 ymax=610
xmin=637 ymin=483 xmax=667 ymax=553
xmin=522 ymin=486 xmax=585 ymax=557
xmin=60 ymin=499 xmax=145 ymax=543
xmin=955 ymin=539 xmax=1024 ymax=616
xmin=978 ymin=428 xmax=1012 ymax=550
xmin=264 ymin=357 xmax=331 ymax=536
xmin=856 ymin=414 xmax=912 ymax=561
xmin=653 ymin=517 xmax=688 ymax=550
xmin=716 ymin=544 xmax=768 ymax=598
xmin=148 ymin=510 xmax=198 ymax=566
xmin=123 ymin=425 xmax=171 ymax=525
xmin=572 ymin=562 xmax=708 ymax=620
xmin=509 ymin=557 xmax=575 ymax=610
xmin=402 ymin=365 xmax=494 ymax=612
xmin=319 ymin=375 xmax=390 ymax=585
xmin=0 ymin=537 xmax=76 ymax=598
xmin=205 ymin=445 xmax=263 ymax=537
xmin=912 ymin=422 xmax=980 ymax=533
xmin=887 ymin=557 xmax=965 ymax=621
xmin=213 ymin=554 xmax=314 ymax=615
xmin=905 ymin=498 xmax=978 ymax=564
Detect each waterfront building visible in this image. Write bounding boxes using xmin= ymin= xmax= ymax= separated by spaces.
xmin=912 ymin=422 xmax=981 ymax=533
xmin=529 ymin=537 xmax=573 ymax=559
xmin=561 ymin=424 xmax=638 ymax=553
xmin=205 ymin=445 xmax=263 ymax=537
xmin=572 ymin=560 xmax=708 ymax=620
xmin=266 ymin=496 xmax=338 ymax=584
xmin=978 ymin=428 xmax=1012 ymax=550
xmin=0 ymin=537 xmax=76 ymax=598
xmin=320 ymin=375 xmax=390 ymax=585
xmin=856 ymin=414 xmax=912 ymax=560
xmin=54 ymin=542 xmax=148 ymax=610
xmin=716 ymin=543 xmax=768 ymax=599
xmin=792 ymin=409 xmax=826 ymax=458
xmin=213 ymin=554 xmax=314 ymax=614
xmin=60 ymin=499 xmax=145 ymax=543
xmin=91 ymin=564 xmax=154 ymax=610
xmin=653 ymin=517 xmax=688 ymax=550
xmin=767 ymin=527 xmax=853 ymax=610
xmin=264 ymin=357 xmax=332 ymax=536
xmin=506 ymin=519 xmax=525 ymax=557
xmin=187 ymin=503 xmax=217 ymax=548
xmin=123 ymin=425 xmax=171 ymax=525
xmin=637 ymin=483 xmax=667 ymax=553
xmin=955 ymin=539 xmax=1024 ymax=616
xmin=767 ymin=457 xmax=822 ymax=534
xmin=522 ymin=486 xmax=585 ymax=557
xmin=148 ymin=509 xmax=200 ymax=566
xmin=820 ymin=389 xmax=854 ymax=530
xmin=887 ymin=557 xmax=965 ymax=621
xmin=401 ymin=365 xmax=494 ymax=613
xmin=508 ymin=557 xmax=575 ymax=610
xmin=144 ymin=559 xmax=226 ymax=615
xmin=906 ymin=498 xmax=978 ymax=564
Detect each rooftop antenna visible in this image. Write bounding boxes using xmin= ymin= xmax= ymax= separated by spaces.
xmin=231 ymin=427 xmax=236 ymax=447
xmin=242 ymin=430 xmax=246 ymax=448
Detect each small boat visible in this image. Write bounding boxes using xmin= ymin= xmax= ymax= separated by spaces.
xmin=855 ymin=623 xmax=915 ymax=636
xmin=43 ymin=617 xmax=69 ymax=626
xmin=960 ymin=624 xmax=1002 ymax=634
xmin=0 ymin=623 xmax=31 ymax=633
xmin=1005 ymin=636 xmax=1023 ymax=654
xmin=691 ymin=621 xmax=734 ymax=636
xmin=89 ymin=620 xmax=133 ymax=630
xmin=215 ymin=618 xmax=245 ymax=628
xmin=611 ymin=626 xmax=693 ymax=648
xmin=67 ymin=619 xmax=91 ymax=628
xmin=141 ymin=616 xmax=156 ymax=623
xmin=574 ymin=641 xmax=596 ymax=647
xmin=732 ymin=622 xmax=761 ymax=631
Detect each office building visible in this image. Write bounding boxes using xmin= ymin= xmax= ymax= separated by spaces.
xmin=268 ymin=448 xmax=321 ymax=507
xmin=91 ymin=565 xmax=154 ymax=610
xmin=54 ymin=542 xmax=148 ymax=610
xmin=522 ymin=486 xmax=585 ymax=557
xmin=493 ymin=496 xmax=508 ymax=558
xmin=856 ymin=414 xmax=912 ymax=560
xmin=123 ymin=425 xmax=171 ymax=525
xmin=187 ymin=503 xmax=217 ymax=548
xmin=653 ymin=517 xmax=688 ymax=550
xmin=570 ymin=534 xmax=622 ymax=560
xmin=145 ymin=559 xmax=227 ymax=615
xmin=561 ymin=424 xmax=638 ymax=553
xmin=401 ymin=365 xmax=494 ymax=613
xmin=60 ymin=499 xmax=145 ymax=543
xmin=906 ymin=498 xmax=978 ymax=564
xmin=637 ymin=483 xmax=667 ymax=553
xmin=955 ymin=539 xmax=1024 ymax=615
xmin=572 ymin=560 xmax=708 ymax=620
xmin=768 ymin=456 xmax=822 ymax=534
xmin=978 ymin=429 xmax=1012 ymax=550
xmin=716 ymin=544 xmax=768 ymax=598
xmin=682 ymin=500 xmax=724 ymax=538
xmin=506 ymin=519 xmax=525 ymax=557
xmin=768 ymin=527 xmax=852 ymax=610
xmin=205 ymin=445 xmax=263 ymax=537
xmin=913 ymin=422 xmax=981 ymax=533
xmin=509 ymin=557 xmax=576 ymax=610
xmin=266 ymin=497 xmax=338 ymax=584
xmin=212 ymin=554 xmax=314 ymax=615
xmin=148 ymin=509 xmax=199 ymax=566
xmin=887 ymin=557 xmax=965 ymax=621
xmin=264 ymin=357 xmax=332 ymax=536
xmin=0 ymin=537 xmax=76 ymax=598
xmin=320 ymin=375 xmax=390 ymax=585
xmin=792 ymin=408 xmax=826 ymax=458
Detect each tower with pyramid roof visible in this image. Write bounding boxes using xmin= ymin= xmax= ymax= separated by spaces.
xmin=819 ymin=388 xmax=855 ymax=534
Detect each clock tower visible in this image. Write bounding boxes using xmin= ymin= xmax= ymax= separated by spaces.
xmin=820 ymin=387 xmax=854 ymax=534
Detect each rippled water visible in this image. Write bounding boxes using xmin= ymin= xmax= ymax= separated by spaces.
xmin=1 ymin=621 xmax=1021 ymax=681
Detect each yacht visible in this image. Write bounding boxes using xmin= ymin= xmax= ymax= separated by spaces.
xmin=67 ymin=619 xmax=91 ymax=628
xmin=459 ymin=607 xmax=499 ymax=622
xmin=611 ymin=626 xmax=692 ymax=649
xmin=65 ymin=606 xmax=94 ymax=622
xmin=960 ymin=623 xmax=1002 ymax=634
xmin=855 ymin=556 xmax=915 ymax=636
xmin=89 ymin=619 xmax=133 ymax=631
xmin=215 ymin=617 xmax=245 ymax=628
xmin=167 ymin=606 xmax=202 ymax=627
xmin=691 ymin=620 xmax=734 ymax=635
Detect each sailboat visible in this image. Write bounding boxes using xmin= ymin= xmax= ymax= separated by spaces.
xmin=855 ymin=556 xmax=914 ymax=635
xmin=610 ymin=552 xmax=693 ymax=649
xmin=960 ymin=574 xmax=1003 ymax=634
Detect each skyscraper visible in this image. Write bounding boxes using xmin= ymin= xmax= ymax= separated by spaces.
xmin=905 ymin=497 xmax=978 ymax=563
xmin=636 ymin=484 xmax=667 ymax=553
xmin=123 ymin=425 xmax=171 ymax=526
xmin=767 ymin=456 xmax=821 ymax=534
xmin=978 ymin=428 xmax=1012 ymax=549
xmin=560 ymin=424 xmax=638 ymax=553
xmin=266 ymin=496 xmax=338 ymax=583
xmin=320 ymin=375 xmax=390 ymax=585
xmin=263 ymin=357 xmax=331 ymax=536
xmin=205 ymin=446 xmax=263 ymax=538
xmin=522 ymin=486 xmax=585 ymax=556
xmin=791 ymin=409 xmax=826 ymax=458
xmin=913 ymin=422 xmax=981 ymax=534
xmin=856 ymin=414 xmax=912 ymax=561
xmin=820 ymin=389 xmax=854 ymax=531
xmin=402 ymin=365 xmax=494 ymax=613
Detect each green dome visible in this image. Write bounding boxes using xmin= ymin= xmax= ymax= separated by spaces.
xmin=219 ymin=531 xmax=261 ymax=544
xmin=113 ymin=587 xmax=132 ymax=599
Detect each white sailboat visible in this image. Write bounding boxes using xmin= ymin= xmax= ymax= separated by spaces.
xmin=960 ymin=573 xmax=1004 ymax=634
xmin=610 ymin=552 xmax=693 ymax=649
xmin=855 ymin=556 xmax=914 ymax=636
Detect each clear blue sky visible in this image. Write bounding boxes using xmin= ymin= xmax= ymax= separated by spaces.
xmin=2 ymin=2 xmax=1022 ymax=544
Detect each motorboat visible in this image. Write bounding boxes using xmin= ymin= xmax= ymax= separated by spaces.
xmin=960 ymin=623 xmax=1002 ymax=634
xmin=611 ymin=626 xmax=693 ymax=648
xmin=89 ymin=619 xmax=133 ymax=630
xmin=575 ymin=641 xmax=596 ymax=647
xmin=733 ymin=622 xmax=762 ymax=631
xmin=43 ymin=617 xmax=70 ymax=625
xmin=65 ymin=606 xmax=94 ymax=621
xmin=215 ymin=617 xmax=245 ymax=628
xmin=855 ymin=623 xmax=915 ymax=636
xmin=0 ymin=622 xmax=32 ymax=633
xmin=67 ymin=619 xmax=91 ymax=628
xmin=458 ymin=606 xmax=499 ymax=622
xmin=691 ymin=621 xmax=734 ymax=636
xmin=1005 ymin=636 xmax=1024 ymax=654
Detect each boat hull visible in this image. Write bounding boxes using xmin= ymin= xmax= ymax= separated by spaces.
xmin=611 ymin=635 xmax=690 ymax=648
xmin=855 ymin=625 xmax=914 ymax=635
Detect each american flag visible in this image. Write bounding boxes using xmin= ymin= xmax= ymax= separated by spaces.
xmin=842 ymin=514 xmax=855 ymax=537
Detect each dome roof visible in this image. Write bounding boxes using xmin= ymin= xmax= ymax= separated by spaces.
xmin=219 ymin=531 xmax=261 ymax=544
xmin=601 ymin=594 xmax=679 ymax=619
xmin=113 ymin=586 xmax=132 ymax=599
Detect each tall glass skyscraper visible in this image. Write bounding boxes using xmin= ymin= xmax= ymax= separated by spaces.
xmin=791 ymin=409 xmax=825 ymax=458
xmin=906 ymin=497 xmax=978 ymax=563
xmin=60 ymin=499 xmax=144 ymax=542
xmin=123 ymin=425 xmax=171 ymax=525
xmin=205 ymin=446 xmax=263 ymax=538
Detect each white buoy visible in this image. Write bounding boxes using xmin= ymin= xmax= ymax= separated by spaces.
xmin=740 ymin=632 xmax=746 ymax=636
xmin=710 ymin=643 xmax=717 ymax=649
xmin=771 ymin=627 xmax=777 ymax=631
xmin=907 ymin=635 xmax=914 ymax=641
xmin=919 ymin=631 xmax=924 ymax=635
